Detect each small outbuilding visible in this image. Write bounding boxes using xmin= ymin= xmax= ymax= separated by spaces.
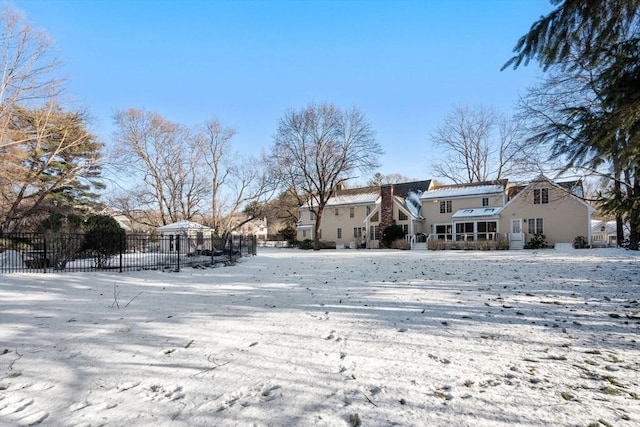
xmin=156 ymin=220 xmax=213 ymax=254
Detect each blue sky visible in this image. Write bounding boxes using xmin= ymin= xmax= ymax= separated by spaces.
xmin=15 ymin=0 xmax=552 ymax=184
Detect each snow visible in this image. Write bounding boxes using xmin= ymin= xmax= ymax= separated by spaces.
xmin=451 ymin=207 xmax=502 ymax=219
xmin=421 ymin=184 xmax=505 ymax=200
xmin=404 ymin=190 xmax=422 ymax=218
xmin=1 ymin=247 xmax=639 ymax=426
xmin=0 ymin=250 xmax=24 ymax=268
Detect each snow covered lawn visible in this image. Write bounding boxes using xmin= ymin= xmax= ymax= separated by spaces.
xmin=1 ymin=247 xmax=639 ymax=426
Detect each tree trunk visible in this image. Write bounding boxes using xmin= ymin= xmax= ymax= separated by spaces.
xmin=313 ymin=209 xmax=323 ymax=250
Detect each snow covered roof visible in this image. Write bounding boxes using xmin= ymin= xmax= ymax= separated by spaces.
xmin=156 ymin=220 xmax=212 ymax=232
xmin=421 ymin=182 xmax=506 ymax=200
xmin=327 ymin=190 xmax=379 ymax=206
xmin=591 ymin=220 xmax=617 ymax=234
xmin=302 ymin=187 xmax=380 ymax=208
xmin=452 ymin=207 xmax=502 ymax=219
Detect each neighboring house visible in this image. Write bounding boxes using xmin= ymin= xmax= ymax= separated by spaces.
xmin=156 ymin=220 xmax=213 ymax=253
xmin=296 ymin=175 xmax=595 ymax=249
xmin=591 ymin=219 xmax=629 ymax=247
xmin=229 ymin=215 xmax=268 ymax=240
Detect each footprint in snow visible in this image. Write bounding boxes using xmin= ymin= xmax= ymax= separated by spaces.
xmin=0 ymin=395 xmax=49 ymax=425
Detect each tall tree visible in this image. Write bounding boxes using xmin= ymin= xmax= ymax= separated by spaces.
xmin=367 ymin=172 xmax=415 ymax=186
xmin=270 ymin=103 xmax=381 ymax=250
xmin=193 ymin=117 xmax=235 ymax=234
xmin=506 ymin=0 xmax=640 ymax=249
xmin=0 ymin=103 xmax=103 ymax=232
xmin=430 ymin=105 xmax=529 ymax=184
xmin=0 ymin=7 xmax=63 ymax=153
xmin=111 ymin=109 xmax=209 ymax=226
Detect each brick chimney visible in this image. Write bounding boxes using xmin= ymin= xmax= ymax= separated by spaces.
xmin=380 ymin=184 xmax=394 ymax=232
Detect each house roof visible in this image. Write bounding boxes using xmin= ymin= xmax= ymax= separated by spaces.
xmin=421 ymin=180 xmax=507 ymax=200
xmin=507 ymin=175 xmax=584 ymax=199
xmin=503 ymin=175 xmax=596 ymax=213
xmin=387 ymin=180 xmax=432 ymax=197
xmin=452 ymin=207 xmax=502 ymax=219
xmin=591 ymin=220 xmax=617 ymax=233
xmin=156 ymin=220 xmax=212 ymax=232
xmin=302 ymin=186 xmax=380 ymax=208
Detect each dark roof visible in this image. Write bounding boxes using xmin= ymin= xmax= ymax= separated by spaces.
xmin=387 ymin=180 xmax=432 ymax=197
xmin=332 ymin=185 xmax=380 ymax=197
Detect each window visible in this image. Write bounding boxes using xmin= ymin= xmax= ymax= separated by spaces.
xmin=350 ymin=207 xmax=355 ymax=218
xmin=528 ymin=218 xmax=544 ymax=234
xmin=533 ymin=188 xmax=549 ymax=204
xmin=334 ymin=208 xmax=339 ymax=216
xmin=398 ymin=210 xmax=408 ymax=221
xmin=455 ymin=222 xmax=474 ymax=240
xmin=366 ymin=206 xmax=371 ymax=215
xmin=440 ymin=200 xmax=452 ymax=213
xmin=353 ymin=227 xmax=363 ymax=238
xmin=369 ymin=225 xmax=379 ymax=240
xmin=302 ymin=230 xmax=307 ymax=238
xmin=310 ymin=211 xmax=316 ymax=221
xmin=337 ymin=228 xmax=342 ymax=239
xmin=371 ymin=211 xmax=379 ymax=222
xmin=477 ymin=221 xmax=497 ymax=240
xmin=401 ymin=224 xmax=408 ymax=234
xmin=435 ymin=224 xmax=452 ymax=240
xmin=482 ymin=197 xmax=489 ymax=207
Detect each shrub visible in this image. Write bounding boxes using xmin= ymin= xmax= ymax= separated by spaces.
xmin=278 ymin=226 xmax=298 ymax=245
xmin=296 ymin=239 xmax=336 ymax=250
xmin=527 ymin=233 xmax=547 ymax=249
xmin=298 ymin=239 xmax=314 ymax=250
xmin=573 ymin=235 xmax=588 ymax=249
xmin=319 ymin=240 xmax=336 ymax=249
xmin=495 ymin=235 xmax=510 ymax=250
xmin=477 ymin=240 xmax=493 ymax=251
xmin=381 ymin=224 xmax=406 ymax=248
xmin=391 ymin=239 xmax=410 ymax=250
xmin=428 ymin=240 xmax=446 ymax=250
xmin=82 ymin=214 xmax=126 ymax=268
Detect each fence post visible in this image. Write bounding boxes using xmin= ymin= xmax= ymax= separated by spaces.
xmin=119 ymin=234 xmax=124 ymax=273
xmin=43 ymin=233 xmax=48 ymax=274
xmin=176 ymin=235 xmax=180 ymax=272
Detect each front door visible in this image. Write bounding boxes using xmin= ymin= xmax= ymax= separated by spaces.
xmin=510 ymin=218 xmax=523 ymax=241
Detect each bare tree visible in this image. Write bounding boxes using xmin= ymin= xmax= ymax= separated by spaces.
xmin=110 ymin=109 xmax=209 ymax=225
xmin=367 ymin=172 xmax=415 ymax=186
xmin=0 ymin=6 xmax=62 ymax=149
xmin=110 ymin=111 xmax=276 ymax=235
xmin=194 ymin=117 xmax=235 ymax=233
xmin=430 ymin=105 xmax=531 ymax=184
xmin=218 ymin=154 xmax=276 ymax=233
xmin=271 ymin=103 xmax=382 ymax=250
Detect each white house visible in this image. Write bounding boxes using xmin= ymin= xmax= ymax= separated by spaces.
xmin=156 ymin=220 xmax=213 ymax=254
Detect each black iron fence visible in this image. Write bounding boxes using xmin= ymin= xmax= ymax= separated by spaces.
xmin=0 ymin=232 xmax=256 ymax=273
